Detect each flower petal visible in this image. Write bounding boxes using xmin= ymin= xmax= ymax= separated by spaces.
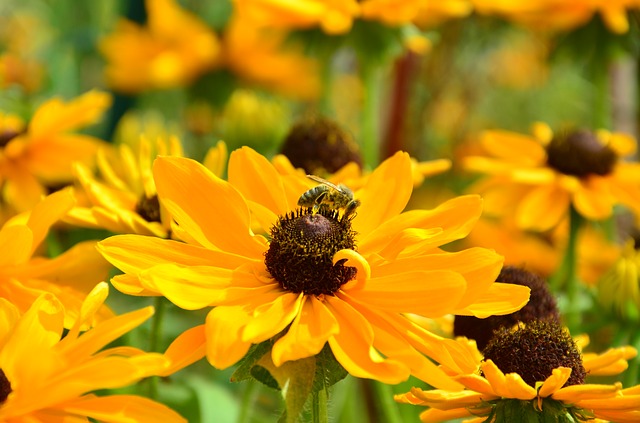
xmin=160 ymin=325 xmax=206 ymax=376
xmin=60 ymin=394 xmax=187 ymax=423
xmin=516 ymin=184 xmax=569 ymax=231
xmin=480 ymin=129 xmax=546 ymax=165
xmin=349 ymin=270 xmax=466 ymax=316
xmin=324 ymin=295 xmax=410 ymax=384
xmin=455 ymin=283 xmax=530 ymax=318
xmin=242 ymin=292 xmax=304 ymax=343
xmin=98 ymin=234 xmax=252 ymax=275
xmin=583 ymin=346 xmax=637 ymax=376
xmin=228 ymin=146 xmax=292 ymax=216
xmin=205 ymin=306 xmax=252 ymax=369
xmin=552 ymin=382 xmax=620 ymax=402
xmin=538 ymin=367 xmax=571 ymax=397
xmin=353 ymin=151 xmax=413 ymax=236
xmin=153 ymin=156 xmax=266 ymax=257
xmin=359 ymin=195 xmax=483 ymax=257
xmin=481 ymin=360 xmax=535 ymax=400
xmin=271 ymin=296 xmax=339 ymax=366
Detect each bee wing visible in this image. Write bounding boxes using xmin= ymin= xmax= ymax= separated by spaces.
xmin=306 ymin=174 xmax=342 ymax=192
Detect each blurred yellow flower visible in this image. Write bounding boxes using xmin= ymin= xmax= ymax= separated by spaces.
xmin=0 ymin=282 xmax=186 ymax=422
xmin=100 ymin=0 xmax=221 ymax=92
xmin=233 ymin=0 xmax=360 ymax=34
xmin=222 ymin=15 xmax=321 ymax=100
xmin=0 ymin=189 xmax=112 ymax=328
xmin=413 ymin=0 xmax=474 ymax=28
xmin=598 ymin=237 xmax=640 ymax=319
xmin=359 ymin=0 xmax=425 ymax=26
xmin=464 ymin=123 xmax=640 ymax=232
xmin=396 ymin=322 xmax=640 ymax=422
xmin=66 ymin=136 xmax=183 ymax=237
xmin=98 ymin=148 xmax=528 ymax=387
xmin=473 ymin=0 xmax=640 ymax=34
xmin=0 ymin=90 xmax=111 ymax=215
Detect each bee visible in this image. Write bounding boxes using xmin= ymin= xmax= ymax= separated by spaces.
xmin=298 ymin=175 xmax=361 ymax=219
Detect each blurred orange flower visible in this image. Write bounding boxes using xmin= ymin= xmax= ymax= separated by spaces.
xmin=100 ymin=0 xmax=221 ymax=92
xmin=0 ymin=91 xmax=111 ymax=214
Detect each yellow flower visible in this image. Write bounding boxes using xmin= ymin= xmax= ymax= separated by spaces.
xmin=233 ymin=0 xmax=361 ymax=34
xmin=464 ymin=123 xmax=640 ymax=232
xmin=100 ymin=0 xmax=221 ymax=93
xmin=222 ymin=15 xmax=321 ymax=100
xmin=0 ymin=52 xmax=43 ymax=94
xmin=396 ymin=322 xmax=640 ymax=422
xmin=413 ymin=0 xmax=474 ymax=28
xmin=98 ymin=147 xmax=529 ymax=386
xmin=0 ymin=91 xmax=111 ymax=214
xmin=598 ymin=238 xmax=640 ymax=318
xmin=66 ymin=135 xmax=184 ymax=237
xmin=0 ymin=282 xmax=186 ymax=422
xmin=0 ymin=188 xmax=112 ymax=329
xmin=473 ymin=0 xmax=640 ymax=34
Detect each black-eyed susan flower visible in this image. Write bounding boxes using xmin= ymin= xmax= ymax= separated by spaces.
xmin=598 ymin=236 xmax=640 ymax=320
xmin=473 ymin=0 xmax=640 ymax=34
xmin=0 ymin=189 xmax=111 ymax=328
xmin=222 ymin=15 xmax=321 ymax=101
xmin=233 ymin=0 xmax=361 ymax=35
xmin=99 ymin=0 xmax=220 ymax=93
xmin=98 ymin=147 xmax=529 ymax=387
xmin=0 ymin=282 xmax=186 ymax=422
xmin=0 ymin=91 xmax=111 ymax=215
xmin=464 ymin=123 xmax=640 ymax=232
xmin=396 ymin=320 xmax=640 ymax=423
xmin=66 ymin=135 xmax=188 ymax=237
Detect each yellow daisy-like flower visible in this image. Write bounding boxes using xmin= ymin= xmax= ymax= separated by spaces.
xmin=98 ymin=147 xmax=529 ymax=386
xmin=0 ymin=282 xmax=186 ymax=422
xmin=66 ymin=135 xmax=186 ymax=237
xmin=396 ymin=322 xmax=640 ymax=423
xmin=598 ymin=237 xmax=640 ymax=318
xmin=473 ymin=0 xmax=640 ymax=34
xmin=233 ymin=0 xmax=361 ymax=34
xmin=222 ymin=15 xmax=320 ymax=100
xmin=0 ymin=90 xmax=111 ymax=214
xmin=100 ymin=0 xmax=220 ymax=93
xmin=464 ymin=123 xmax=640 ymax=232
xmin=0 ymin=188 xmax=111 ymax=328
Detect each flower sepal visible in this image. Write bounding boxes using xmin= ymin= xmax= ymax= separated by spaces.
xmin=231 ymin=340 xmax=348 ymax=422
xmin=485 ymin=398 xmax=595 ymax=423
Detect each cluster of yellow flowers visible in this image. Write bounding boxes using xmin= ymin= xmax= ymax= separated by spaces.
xmin=2 ymin=0 xmax=640 ymax=422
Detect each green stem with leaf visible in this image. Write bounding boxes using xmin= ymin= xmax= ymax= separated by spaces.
xmin=311 ymin=386 xmax=328 ymax=423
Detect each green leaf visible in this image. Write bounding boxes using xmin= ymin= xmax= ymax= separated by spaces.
xmin=312 ymin=343 xmax=348 ymax=394
xmin=257 ymin=352 xmax=317 ymax=423
xmin=230 ymin=340 xmax=274 ymax=383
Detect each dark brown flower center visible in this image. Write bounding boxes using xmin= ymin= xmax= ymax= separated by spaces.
xmin=279 ymin=115 xmax=363 ymax=175
xmin=483 ymin=321 xmax=586 ymax=388
xmin=545 ymin=130 xmax=617 ymax=177
xmin=0 ymin=369 xmax=11 ymax=403
xmin=135 ymin=194 xmax=161 ymax=223
xmin=454 ymin=266 xmax=560 ymax=351
xmin=265 ymin=208 xmax=357 ymax=296
xmin=0 ymin=129 xmax=20 ymax=148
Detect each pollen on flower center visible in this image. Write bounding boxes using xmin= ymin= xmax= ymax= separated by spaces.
xmin=483 ymin=320 xmax=586 ymax=388
xmin=545 ymin=129 xmax=617 ymax=177
xmin=135 ymin=194 xmax=161 ymax=223
xmin=264 ymin=207 xmax=358 ymax=296
xmin=0 ymin=369 xmax=12 ymax=403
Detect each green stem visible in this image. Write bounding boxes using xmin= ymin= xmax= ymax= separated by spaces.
xmin=372 ymin=382 xmax=403 ymax=423
xmin=361 ymin=63 xmax=381 ymax=168
xmin=563 ymin=207 xmax=583 ymax=333
xmin=592 ymin=59 xmax=611 ymax=129
xmin=311 ymin=386 xmax=328 ymax=423
xmin=236 ymin=380 xmax=257 ymax=423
